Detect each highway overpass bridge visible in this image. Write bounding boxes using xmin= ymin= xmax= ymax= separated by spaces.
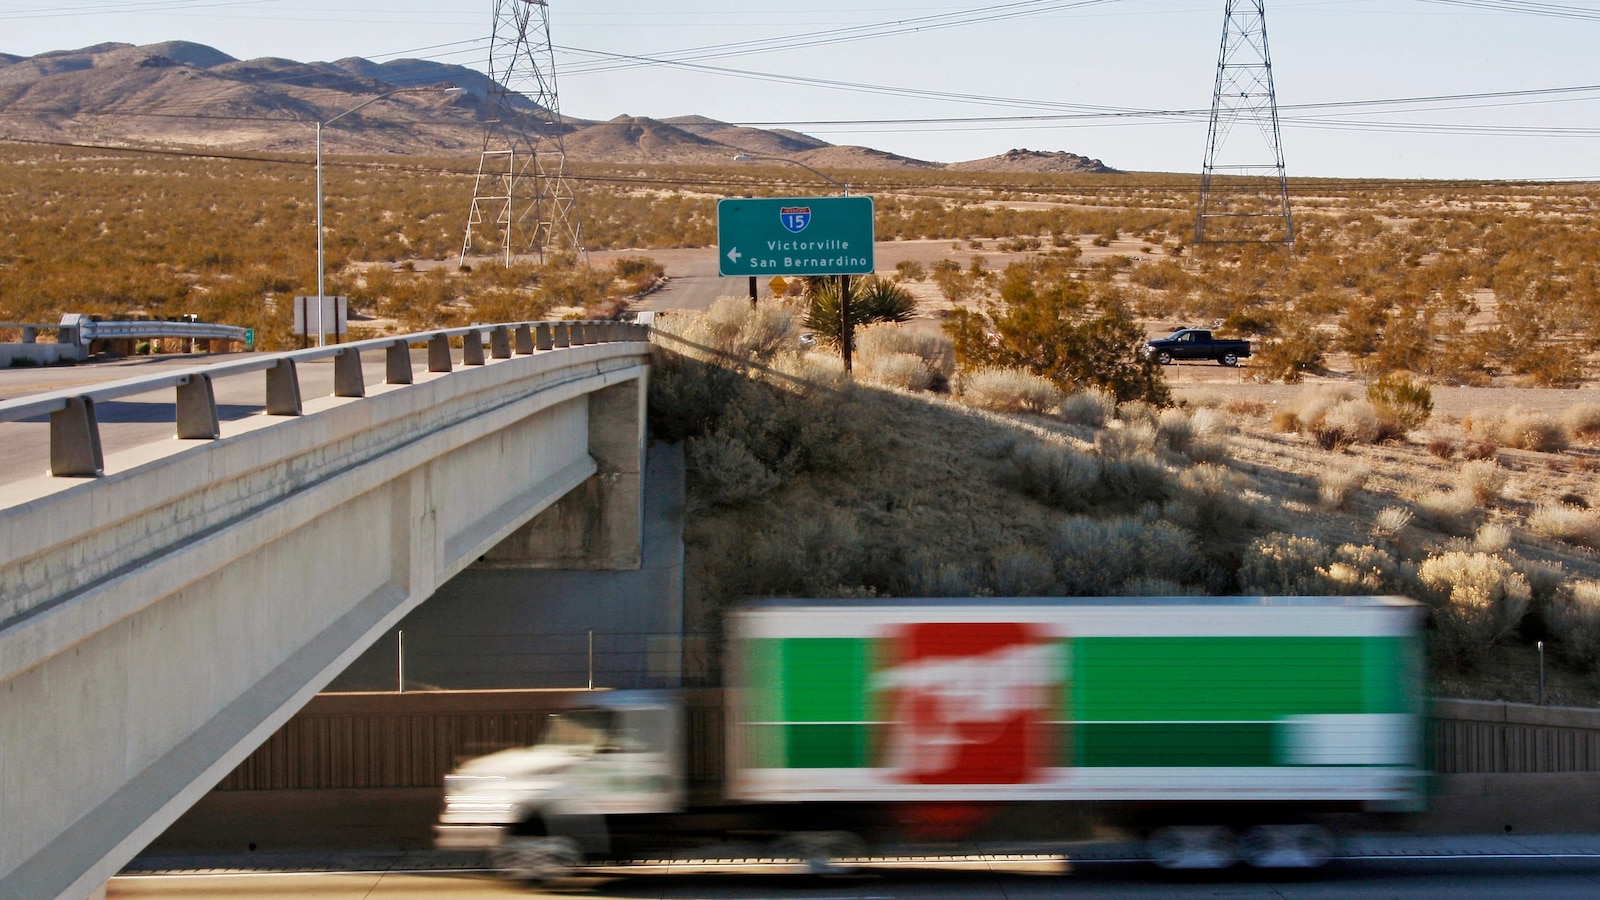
xmin=0 ymin=321 xmax=651 ymax=900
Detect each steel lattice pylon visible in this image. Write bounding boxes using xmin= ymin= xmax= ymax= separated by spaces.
xmin=1194 ymin=0 xmax=1293 ymax=247
xmin=462 ymin=0 xmax=585 ymax=267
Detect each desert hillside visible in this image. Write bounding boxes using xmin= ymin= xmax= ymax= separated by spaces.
xmin=0 ymin=41 xmax=1111 ymax=171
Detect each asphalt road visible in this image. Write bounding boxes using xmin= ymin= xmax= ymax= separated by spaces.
xmin=0 ymin=351 xmax=405 ymax=490
xmin=108 ymin=855 xmax=1600 ymax=899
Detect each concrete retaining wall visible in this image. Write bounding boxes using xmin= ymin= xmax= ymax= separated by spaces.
xmin=1431 ymin=698 xmax=1600 ymax=773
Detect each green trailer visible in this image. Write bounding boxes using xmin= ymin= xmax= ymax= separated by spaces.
xmin=727 ymin=596 xmax=1427 ymax=867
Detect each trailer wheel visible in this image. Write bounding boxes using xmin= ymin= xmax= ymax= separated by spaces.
xmin=1220 ymin=352 xmax=1239 ymax=367
xmin=1238 ymin=824 xmax=1335 ymax=869
xmin=1146 ymin=825 xmax=1237 ymax=870
xmin=493 ymin=835 xmax=581 ymax=883
xmin=1156 ymin=351 xmax=1174 ymax=365
xmin=774 ymin=831 xmax=865 ymax=875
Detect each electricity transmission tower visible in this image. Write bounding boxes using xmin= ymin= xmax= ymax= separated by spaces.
xmin=1194 ymin=0 xmax=1293 ymax=247
xmin=461 ymin=0 xmax=585 ymax=267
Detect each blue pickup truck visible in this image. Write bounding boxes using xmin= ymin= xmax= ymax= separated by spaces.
xmin=1144 ymin=328 xmax=1251 ymax=367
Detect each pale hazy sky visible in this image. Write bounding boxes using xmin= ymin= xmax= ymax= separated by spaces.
xmin=4 ymin=0 xmax=1600 ymax=179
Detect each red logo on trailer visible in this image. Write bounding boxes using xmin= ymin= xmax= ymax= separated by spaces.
xmin=874 ymin=622 xmax=1059 ymax=784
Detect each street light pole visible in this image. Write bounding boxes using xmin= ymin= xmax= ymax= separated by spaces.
xmin=314 ymin=86 xmax=464 ymax=347
xmin=315 ymin=119 xmax=325 ymax=348
xmin=731 ymin=153 xmax=848 ymax=195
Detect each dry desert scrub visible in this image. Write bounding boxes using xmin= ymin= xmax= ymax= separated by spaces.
xmin=1414 ymin=489 xmax=1480 ymax=536
xmin=1418 ymin=551 xmax=1533 ymax=651
xmin=1318 ymin=462 xmax=1371 ymax=511
xmin=1050 ymin=515 xmax=1202 ymax=595
xmin=1466 ymin=408 xmax=1569 ymax=453
xmin=1473 ymin=523 xmax=1513 ymax=554
xmin=1372 ymin=506 xmax=1414 ymax=539
xmin=676 ymin=296 xmax=796 ymax=361
xmin=1564 ymin=403 xmax=1600 ymax=444
xmin=1059 ymin=388 xmax=1117 ymax=427
xmin=1549 ymin=580 xmax=1600 ymax=670
xmin=1456 ymin=460 xmax=1509 ymax=506
xmin=855 ymin=323 xmax=955 ymax=392
xmin=959 ymin=367 xmax=1061 ymax=413
xmin=1528 ymin=504 xmax=1600 ymax=548
xmin=996 ymin=439 xmax=1170 ymax=513
xmin=1238 ymin=534 xmax=1401 ymax=595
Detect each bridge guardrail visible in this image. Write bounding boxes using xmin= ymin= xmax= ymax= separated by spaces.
xmin=0 ymin=319 xmax=649 ymax=478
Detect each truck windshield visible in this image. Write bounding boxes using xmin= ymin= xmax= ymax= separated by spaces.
xmin=538 ymin=709 xmax=615 ymax=748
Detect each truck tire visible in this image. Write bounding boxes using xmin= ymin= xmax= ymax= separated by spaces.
xmin=1156 ymin=350 xmax=1173 ymax=365
xmin=1238 ymin=824 xmax=1335 ymax=869
xmin=1220 ymin=352 xmax=1239 ymax=367
xmin=493 ymin=835 xmax=581 ymax=883
xmin=1146 ymin=825 xmax=1237 ymax=870
xmin=773 ymin=831 xmax=866 ymax=875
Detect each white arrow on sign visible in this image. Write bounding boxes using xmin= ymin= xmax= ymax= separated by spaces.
xmin=726 ymin=247 xmax=742 ymax=265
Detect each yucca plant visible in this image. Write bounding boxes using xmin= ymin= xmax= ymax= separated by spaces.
xmin=803 ymin=276 xmax=916 ymax=352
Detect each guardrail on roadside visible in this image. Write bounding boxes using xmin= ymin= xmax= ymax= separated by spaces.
xmin=0 ymin=319 xmax=649 ymax=478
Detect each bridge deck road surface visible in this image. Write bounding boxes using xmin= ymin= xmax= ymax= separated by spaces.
xmin=0 ymin=349 xmax=421 ymax=489
xmin=109 ymin=834 xmax=1600 ymax=899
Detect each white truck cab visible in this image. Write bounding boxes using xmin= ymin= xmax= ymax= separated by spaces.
xmin=435 ymin=691 xmax=685 ymax=877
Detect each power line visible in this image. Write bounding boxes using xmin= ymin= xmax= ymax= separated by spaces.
xmin=7 ymin=136 xmax=1600 ymax=192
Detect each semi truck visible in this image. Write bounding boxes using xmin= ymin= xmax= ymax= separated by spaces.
xmin=435 ymin=596 xmax=1427 ymax=879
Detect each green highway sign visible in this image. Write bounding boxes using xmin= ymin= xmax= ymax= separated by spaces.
xmin=717 ymin=196 xmax=875 ymax=277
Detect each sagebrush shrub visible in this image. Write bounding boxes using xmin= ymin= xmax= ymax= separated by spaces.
xmin=987 ymin=544 xmax=1058 ymax=596
xmin=1472 ymin=522 xmax=1512 ymax=553
xmin=687 ymin=433 xmax=780 ymax=507
xmin=1097 ymin=421 xmax=1159 ymax=459
xmin=1456 ymin=460 xmax=1508 ymax=506
xmin=1116 ymin=400 xmax=1160 ymax=428
xmin=1318 ymin=462 xmax=1370 ymax=510
xmin=1549 ymin=581 xmax=1600 ymax=671
xmin=1050 ymin=515 xmax=1201 ymax=594
xmin=1166 ymin=463 xmax=1257 ymax=541
xmin=1099 ymin=452 xmax=1172 ymax=507
xmin=1239 ymin=533 xmax=1400 ymax=595
xmin=1414 ymin=490 xmax=1479 ymax=535
xmin=1468 ymin=408 xmax=1569 ymax=453
xmin=1563 ymin=402 xmax=1600 ymax=443
xmin=1312 ymin=400 xmax=1381 ymax=449
xmin=1528 ymin=504 xmax=1600 ymax=547
xmin=861 ymin=351 xmax=933 ymax=391
xmin=1372 ymin=505 xmax=1414 ymax=538
xmin=907 ymin=550 xmax=984 ymax=597
xmin=1417 ymin=551 xmax=1531 ymax=649
xmin=737 ymin=508 xmax=867 ymax=596
xmin=1239 ymin=533 xmax=1332 ymax=594
xmin=961 ymin=367 xmax=1061 ymax=413
xmin=856 ymin=322 xmax=955 ymax=380
xmin=686 ymin=295 xmax=796 ymax=360
xmin=1059 ymin=388 xmax=1117 ymax=427
xmin=1426 ymin=439 xmax=1457 ymax=459
xmin=1367 ymin=371 xmax=1433 ymax=434
xmin=998 ymin=441 xmax=1105 ymax=512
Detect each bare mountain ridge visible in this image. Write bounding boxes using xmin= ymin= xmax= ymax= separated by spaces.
xmin=0 ymin=41 xmax=1118 ymax=172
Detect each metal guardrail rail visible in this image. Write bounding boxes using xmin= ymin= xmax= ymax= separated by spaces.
xmin=1 ymin=317 xmax=248 ymax=345
xmin=0 ymin=319 xmax=649 ymax=478
xmin=74 ymin=320 xmax=250 ymax=343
